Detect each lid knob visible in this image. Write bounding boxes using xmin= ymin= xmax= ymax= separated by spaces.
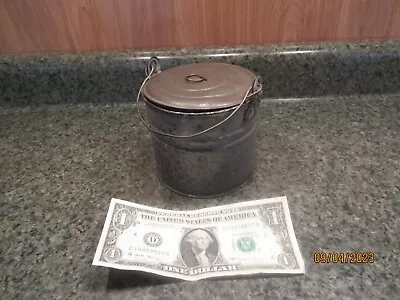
xmin=185 ymin=74 xmax=207 ymax=83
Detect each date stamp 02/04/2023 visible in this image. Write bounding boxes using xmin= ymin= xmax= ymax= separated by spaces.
xmin=313 ymin=252 xmax=375 ymax=264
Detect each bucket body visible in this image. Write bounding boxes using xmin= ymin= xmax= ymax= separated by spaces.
xmin=144 ymin=97 xmax=260 ymax=197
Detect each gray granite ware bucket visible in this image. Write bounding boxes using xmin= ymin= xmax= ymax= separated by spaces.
xmin=137 ymin=57 xmax=262 ymax=197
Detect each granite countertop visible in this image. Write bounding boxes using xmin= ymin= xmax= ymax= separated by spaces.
xmin=1 ymin=93 xmax=399 ymax=299
xmin=2 ymin=40 xmax=400 ymax=107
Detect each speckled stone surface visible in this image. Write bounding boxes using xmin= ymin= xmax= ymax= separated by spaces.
xmin=1 ymin=94 xmax=399 ymax=299
xmin=1 ymin=40 xmax=400 ymax=107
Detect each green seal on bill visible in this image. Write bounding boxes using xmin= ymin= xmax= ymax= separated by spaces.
xmin=236 ymin=236 xmax=256 ymax=252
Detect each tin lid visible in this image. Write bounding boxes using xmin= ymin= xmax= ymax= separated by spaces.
xmin=142 ymin=62 xmax=258 ymax=111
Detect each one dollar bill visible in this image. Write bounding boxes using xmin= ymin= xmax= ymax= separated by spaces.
xmin=92 ymin=196 xmax=305 ymax=281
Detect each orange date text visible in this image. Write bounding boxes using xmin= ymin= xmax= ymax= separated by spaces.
xmin=313 ymin=252 xmax=375 ymax=264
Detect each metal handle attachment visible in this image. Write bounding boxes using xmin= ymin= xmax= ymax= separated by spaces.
xmin=136 ymin=57 xmax=262 ymax=139
xmin=145 ymin=57 xmax=161 ymax=76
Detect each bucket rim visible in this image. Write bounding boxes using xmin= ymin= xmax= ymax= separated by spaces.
xmin=142 ymin=95 xmax=253 ymax=116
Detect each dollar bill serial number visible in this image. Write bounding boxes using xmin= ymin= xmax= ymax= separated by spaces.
xmin=313 ymin=252 xmax=375 ymax=264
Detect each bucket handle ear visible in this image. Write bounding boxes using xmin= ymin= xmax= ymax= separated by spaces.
xmin=136 ymin=57 xmax=262 ymax=139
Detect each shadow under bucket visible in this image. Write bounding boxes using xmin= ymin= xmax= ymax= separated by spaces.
xmin=137 ymin=57 xmax=262 ymax=198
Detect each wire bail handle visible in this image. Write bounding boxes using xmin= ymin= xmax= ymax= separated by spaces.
xmin=136 ymin=57 xmax=262 ymax=138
